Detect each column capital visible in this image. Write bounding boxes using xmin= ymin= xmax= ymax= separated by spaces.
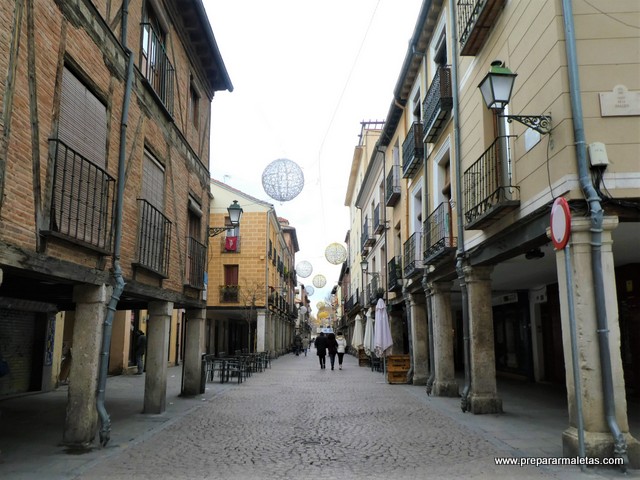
xmin=427 ymin=281 xmax=452 ymax=295
xmin=463 ymin=265 xmax=493 ymax=283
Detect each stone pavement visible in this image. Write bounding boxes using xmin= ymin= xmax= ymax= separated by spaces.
xmin=0 ymin=350 xmax=638 ymax=480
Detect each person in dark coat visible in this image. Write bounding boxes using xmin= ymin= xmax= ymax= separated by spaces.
xmin=135 ymin=330 xmax=147 ymax=374
xmin=326 ymin=332 xmax=339 ymax=370
xmin=314 ymin=332 xmax=328 ymax=369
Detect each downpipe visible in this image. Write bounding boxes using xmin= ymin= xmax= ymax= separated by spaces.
xmin=424 ymin=277 xmax=435 ymax=395
xmin=448 ymin=0 xmax=471 ymax=412
xmin=562 ymin=0 xmax=627 ymax=469
xmin=96 ymin=49 xmax=133 ymax=447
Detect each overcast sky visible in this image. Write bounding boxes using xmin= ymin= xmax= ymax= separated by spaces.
xmin=205 ymin=0 xmax=423 ymax=306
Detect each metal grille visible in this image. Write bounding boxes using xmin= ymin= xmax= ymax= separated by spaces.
xmin=403 ymin=231 xmax=423 ymax=278
xmin=402 ymin=122 xmax=424 ymax=178
xmin=424 ymin=202 xmax=457 ymax=263
xmin=423 ymin=66 xmax=453 ymax=142
xmin=186 ymin=236 xmax=206 ymax=288
xmin=136 ymin=199 xmax=171 ymax=276
xmin=49 ymin=139 xmax=114 ymax=250
xmin=141 ymin=22 xmax=175 ymax=114
xmin=385 ymin=165 xmax=401 ymax=206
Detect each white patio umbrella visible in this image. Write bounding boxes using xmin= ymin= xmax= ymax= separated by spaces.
xmin=374 ymin=298 xmax=393 ymax=358
xmin=352 ymin=314 xmax=364 ymax=349
xmin=363 ymin=311 xmax=374 ymax=357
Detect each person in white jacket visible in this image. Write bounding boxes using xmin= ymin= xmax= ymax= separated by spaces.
xmin=335 ymin=331 xmax=348 ymax=370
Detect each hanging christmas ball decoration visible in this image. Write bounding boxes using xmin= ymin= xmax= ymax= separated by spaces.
xmin=261 ymin=158 xmax=304 ymax=202
xmin=316 ymin=301 xmax=326 ymax=310
xmin=324 ymin=242 xmax=347 ymax=265
xmin=304 ymin=285 xmax=314 ymax=296
xmin=312 ymin=274 xmax=326 ymax=288
xmin=296 ymin=260 xmax=313 ymax=278
xmin=318 ymin=310 xmax=329 ymax=320
xmin=299 ymin=306 xmax=308 ymax=315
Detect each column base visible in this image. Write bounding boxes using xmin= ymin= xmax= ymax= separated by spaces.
xmin=470 ymin=393 xmax=503 ymax=414
xmin=563 ymin=427 xmax=640 ymax=469
xmin=412 ymin=373 xmax=427 ymax=386
xmin=433 ymin=380 xmax=459 ymax=397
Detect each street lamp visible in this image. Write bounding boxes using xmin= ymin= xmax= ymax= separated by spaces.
xmin=209 ymin=200 xmax=243 ymax=237
xmin=478 ymin=60 xmax=552 ymax=134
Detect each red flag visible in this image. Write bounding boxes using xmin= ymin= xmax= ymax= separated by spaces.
xmin=225 ymin=236 xmax=237 ymax=251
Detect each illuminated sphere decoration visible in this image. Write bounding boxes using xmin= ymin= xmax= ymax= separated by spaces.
xmin=318 ymin=311 xmax=329 ymax=320
xmin=304 ymin=285 xmax=314 ymax=296
xmin=324 ymin=242 xmax=347 ymax=265
xmin=296 ymin=260 xmax=313 ymax=278
xmin=312 ymin=274 xmax=327 ymax=288
xmin=316 ymin=301 xmax=326 ymax=310
xmin=299 ymin=306 xmax=308 ymax=315
xmin=261 ymin=158 xmax=304 ymax=202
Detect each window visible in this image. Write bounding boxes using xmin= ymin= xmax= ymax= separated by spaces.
xmin=50 ymin=67 xmax=113 ymax=250
xmin=141 ymin=2 xmax=174 ymax=113
xmin=186 ymin=197 xmax=205 ymax=288
xmin=189 ymin=80 xmax=199 ymax=129
xmin=221 ymin=265 xmax=239 ymax=302
xmin=142 ymin=151 xmax=165 ymax=209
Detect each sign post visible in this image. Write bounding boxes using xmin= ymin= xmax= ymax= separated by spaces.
xmin=550 ymin=198 xmax=585 ymax=468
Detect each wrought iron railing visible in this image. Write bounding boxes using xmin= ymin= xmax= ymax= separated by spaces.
xmin=141 ymin=23 xmax=175 ymax=114
xmin=361 ymin=218 xmax=373 ymax=250
xmin=49 ymin=139 xmax=114 ymax=251
xmin=457 ymin=0 xmax=506 ymax=56
xmin=373 ymin=204 xmax=383 ymax=233
xmin=219 ymin=285 xmax=239 ymax=303
xmin=136 ymin=199 xmax=171 ymax=277
xmin=463 ymin=136 xmax=520 ymax=228
xmin=403 ymin=231 xmax=423 ymax=278
xmin=385 ymin=165 xmax=401 ymax=206
xmin=402 ymin=122 xmax=424 ymax=178
xmin=424 ymin=203 xmax=457 ymax=263
xmin=185 ymin=236 xmax=206 ymax=288
xmin=423 ymin=66 xmax=453 ymax=143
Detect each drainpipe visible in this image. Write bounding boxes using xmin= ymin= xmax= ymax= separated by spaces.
xmin=96 ymin=2 xmax=132 ymax=444
xmin=424 ymin=278 xmax=435 ymax=395
xmin=561 ymin=0 xmax=627 ymax=468
xmin=448 ymin=0 xmax=471 ymax=412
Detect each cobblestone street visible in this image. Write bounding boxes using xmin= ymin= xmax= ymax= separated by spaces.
xmin=70 ymin=351 xmax=581 ymax=480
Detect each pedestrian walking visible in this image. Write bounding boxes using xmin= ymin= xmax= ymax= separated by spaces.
xmin=302 ymin=336 xmax=309 ymax=356
xmin=135 ymin=330 xmax=146 ymax=374
xmin=326 ymin=331 xmax=338 ymax=370
xmin=293 ymin=334 xmax=302 ymax=356
xmin=314 ymin=332 xmax=328 ymax=369
xmin=336 ymin=331 xmax=347 ymax=370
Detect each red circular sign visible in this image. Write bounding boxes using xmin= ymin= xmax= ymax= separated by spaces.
xmin=550 ymin=197 xmax=571 ymax=249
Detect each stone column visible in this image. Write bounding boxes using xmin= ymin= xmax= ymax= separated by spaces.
xmin=429 ymin=281 xmax=459 ymax=397
xmin=406 ymin=291 xmax=428 ymax=385
xmin=64 ymin=284 xmax=110 ymax=446
xmin=256 ymin=309 xmax=267 ymax=352
xmin=555 ymin=217 xmax=639 ymax=466
xmin=144 ymin=301 xmax=172 ymax=413
xmin=182 ymin=306 xmax=204 ymax=396
xmin=464 ymin=265 xmax=502 ymax=414
xmin=389 ymin=309 xmax=404 ymax=355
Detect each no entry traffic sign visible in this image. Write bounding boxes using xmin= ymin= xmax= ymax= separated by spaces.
xmin=550 ymin=197 xmax=571 ymax=249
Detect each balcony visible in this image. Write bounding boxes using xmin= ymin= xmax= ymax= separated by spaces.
xmin=141 ymin=23 xmax=175 ymax=114
xmin=220 ymin=235 xmax=241 ymax=253
xmin=403 ymin=231 xmax=423 ymax=279
xmin=185 ymin=236 xmax=206 ymax=289
xmin=458 ymin=0 xmax=507 ymax=56
xmin=373 ymin=204 xmax=384 ymax=234
xmin=219 ymin=285 xmax=239 ymax=303
xmin=367 ymin=275 xmax=382 ymax=305
xmin=361 ymin=219 xmax=374 ymax=252
xmin=135 ymin=199 xmax=172 ymax=277
xmin=46 ymin=139 xmax=115 ymax=252
xmin=402 ymin=122 xmax=424 ymax=178
xmin=423 ymin=66 xmax=453 ymax=143
xmin=385 ymin=165 xmax=401 ymax=206
xmin=388 ymin=256 xmax=402 ymax=292
xmin=424 ymin=203 xmax=457 ymax=265
xmin=463 ymin=136 xmax=520 ymax=230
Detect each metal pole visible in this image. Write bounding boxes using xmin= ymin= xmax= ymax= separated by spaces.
xmin=563 ymin=242 xmax=586 ymax=471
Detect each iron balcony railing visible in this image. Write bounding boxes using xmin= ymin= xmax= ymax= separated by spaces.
xmin=361 ymin=218 xmax=374 ymax=251
xmin=141 ymin=23 xmax=175 ymax=114
xmin=457 ymin=0 xmax=507 ymax=56
xmin=403 ymin=231 xmax=423 ymax=279
xmin=48 ymin=139 xmax=115 ymax=252
xmin=185 ymin=236 xmax=206 ymax=289
xmin=373 ymin=204 xmax=384 ymax=234
xmin=388 ymin=256 xmax=402 ymax=292
xmin=423 ymin=66 xmax=453 ymax=143
xmin=463 ymin=136 xmax=520 ymax=229
xmin=219 ymin=285 xmax=239 ymax=303
xmin=402 ymin=122 xmax=424 ymax=178
xmin=424 ymin=203 xmax=457 ymax=265
xmin=135 ymin=199 xmax=172 ymax=277
xmin=385 ymin=165 xmax=401 ymax=206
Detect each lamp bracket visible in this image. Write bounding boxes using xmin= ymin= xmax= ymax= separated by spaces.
xmin=208 ymin=226 xmax=229 ymax=237
xmin=501 ymin=114 xmax=552 ymax=135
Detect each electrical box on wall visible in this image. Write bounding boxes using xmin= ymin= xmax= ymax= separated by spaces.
xmin=588 ymin=142 xmax=609 ymax=167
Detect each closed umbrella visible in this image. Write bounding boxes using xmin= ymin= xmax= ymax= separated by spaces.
xmin=363 ymin=311 xmax=374 ymax=357
xmin=352 ymin=314 xmax=364 ymax=349
xmin=374 ymin=298 xmax=393 ymax=358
